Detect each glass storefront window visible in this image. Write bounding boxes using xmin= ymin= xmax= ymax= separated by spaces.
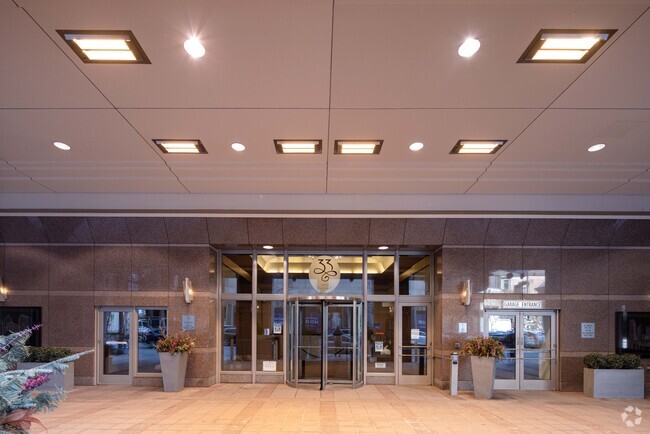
xmin=222 ymin=301 xmax=252 ymax=371
xmin=399 ymin=255 xmax=430 ymax=296
xmin=0 ymin=307 xmax=42 ymax=346
xmin=137 ymin=308 xmax=167 ymax=373
xmin=288 ymin=255 xmax=362 ymax=296
xmin=367 ymin=255 xmax=395 ymax=295
xmin=257 ymin=254 xmax=284 ymax=294
xmin=256 ymin=301 xmax=284 ymax=372
xmin=367 ymin=302 xmax=394 ymax=373
xmin=222 ymin=254 xmax=253 ymax=294
xmin=485 ymin=269 xmax=546 ymax=294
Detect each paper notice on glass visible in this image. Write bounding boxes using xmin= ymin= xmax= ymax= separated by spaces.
xmin=375 ymin=341 xmax=383 ymax=352
xmin=375 ymin=362 xmax=386 ymax=369
xmin=264 ymin=328 xmax=270 ymax=336
xmin=273 ymin=323 xmax=282 ymax=334
xmin=262 ymin=361 xmax=276 ymax=371
xmin=411 ymin=329 xmax=419 ymax=340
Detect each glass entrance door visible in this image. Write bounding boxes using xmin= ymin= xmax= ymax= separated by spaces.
xmin=98 ymin=308 xmax=131 ymax=385
xmin=487 ymin=311 xmax=556 ymax=390
xmin=398 ymin=304 xmax=430 ymax=385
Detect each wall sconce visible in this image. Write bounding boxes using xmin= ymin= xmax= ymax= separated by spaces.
xmin=460 ymin=279 xmax=471 ymax=306
xmin=0 ymin=278 xmax=7 ymax=302
xmin=183 ymin=277 xmax=194 ymax=304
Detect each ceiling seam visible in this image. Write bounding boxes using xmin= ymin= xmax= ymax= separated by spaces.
xmin=19 ymin=6 xmax=191 ymax=194
xmin=0 ymin=162 xmax=56 ymax=193
xmin=603 ymin=168 xmax=650 ymax=195
xmin=325 ymin=0 xmax=336 ymax=195
xmin=462 ymin=5 xmax=650 ymax=196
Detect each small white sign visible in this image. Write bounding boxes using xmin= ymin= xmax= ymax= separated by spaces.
xmin=375 ymin=341 xmax=383 ymax=352
xmin=181 ymin=315 xmax=195 ymax=331
xmin=411 ymin=329 xmax=420 ymax=340
xmin=501 ymin=300 xmax=543 ymax=309
xmin=375 ymin=362 xmax=386 ymax=369
xmin=264 ymin=328 xmax=270 ymax=336
xmin=581 ymin=322 xmax=595 ymax=339
xmin=273 ymin=323 xmax=282 ymax=334
xmin=458 ymin=323 xmax=467 ymax=333
xmin=262 ymin=361 xmax=277 ymax=371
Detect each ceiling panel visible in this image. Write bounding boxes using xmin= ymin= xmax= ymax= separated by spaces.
xmin=552 ymin=10 xmax=650 ymax=109
xmin=467 ymin=179 xmax=622 ymax=195
xmin=0 ymin=6 xmax=110 ymax=108
xmin=330 ymin=2 xmax=644 ymax=109
xmin=35 ymin=176 xmax=187 ymax=193
xmin=19 ymin=0 xmax=333 ymax=109
xmin=0 ymin=162 xmax=51 ymax=193
xmin=607 ymin=170 xmax=650 ymax=195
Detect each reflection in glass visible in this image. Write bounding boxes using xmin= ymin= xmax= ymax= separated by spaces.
xmin=401 ymin=306 xmax=428 ymax=375
xmin=0 ymin=307 xmax=42 ymax=346
xmin=103 ymin=310 xmax=130 ymax=375
xmin=367 ymin=302 xmax=394 ymax=373
xmin=222 ymin=254 xmax=253 ymax=294
xmin=327 ymin=305 xmax=353 ymax=381
xmin=287 ymin=255 xmax=362 ymax=295
xmin=616 ymin=312 xmax=650 ymax=358
xmin=523 ymin=314 xmax=552 ymax=380
xmin=256 ymin=301 xmax=283 ymax=371
xmin=367 ymin=255 xmax=395 ymax=295
xmin=298 ymin=304 xmax=322 ymax=381
xmin=222 ymin=301 xmax=252 ymax=371
xmin=484 ymin=269 xmax=546 ymax=294
xmin=399 ymin=256 xmax=430 ymax=296
xmin=257 ymin=255 xmax=284 ymax=294
xmin=137 ymin=308 xmax=167 ymax=373
xmin=488 ymin=314 xmax=516 ymax=380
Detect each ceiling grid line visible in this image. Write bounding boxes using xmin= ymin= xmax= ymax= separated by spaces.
xmin=604 ymin=168 xmax=650 ymax=195
xmin=325 ymin=0 xmax=336 ymax=194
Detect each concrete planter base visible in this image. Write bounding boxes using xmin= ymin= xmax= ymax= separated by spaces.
xmin=16 ymin=362 xmax=74 ymax=391
xmin=159 ymin=352 xmax=189 ymax=392
xmin=470 ymin=356 xmax=496 ymax=399
xmin=583 ymin=368 xmax=644 ymax=399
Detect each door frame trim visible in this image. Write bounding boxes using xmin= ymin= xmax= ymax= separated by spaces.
xmin=397 ymin=302 xmax=432 ymax=386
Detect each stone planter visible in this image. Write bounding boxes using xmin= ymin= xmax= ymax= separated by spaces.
xmin=470 ymin=356 xmax=496 ymax=399
xmin=159 ymin=352 xmax=189 ymax=392
xmin=583 ymin=368 xmax=644 ymax=398
xmin=16 ymin=362 xmax=74 ymax=391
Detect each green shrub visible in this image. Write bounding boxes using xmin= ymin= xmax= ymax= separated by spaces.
xmin=620 ymin=353 xmax=641 ymax=369
xmin=583 ymin=353 xmax=607 ymax=369
xmin=605 ymin=353 xmax=624 ymax=369
xmin=583 ymin=352 xmax=642 ymax=369
xmin=24 ymin=346 xmax=73 ymax=363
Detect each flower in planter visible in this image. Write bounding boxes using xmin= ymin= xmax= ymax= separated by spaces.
xmin=462 ymin=336 xmax=505 ymax=359
xmin=155 ymin=331 xmax=196 ymax=354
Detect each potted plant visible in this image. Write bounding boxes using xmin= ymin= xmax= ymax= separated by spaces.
xmin=583 ymin=353 xmax=644 ymax=398
xmin=16 ymin=346 xmax=74 ymax=391
xmin=155 ymin=331 xmax=195 ymax=392
xmin=463 ymin=336 xmax=505 ymax=399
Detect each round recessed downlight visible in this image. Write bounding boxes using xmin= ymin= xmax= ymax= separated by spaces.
xmin=231 ymin=142 xmax=246 ymax=152
xmin=263 ymin=245 xmax=274 ymax=250
xmin=378 ymin=246 xmax=389 ymax=250
xmin=409 ymin=142 xmax=424 ymax=151
xmin=588 ymin=143 xmax=606 ymax=152
xmin=53 ymin=141 xmax=70 ymax=151
xmin=458 ymin=38 xmax=481 ymax=58
xmin=184 ymin=37 xmax=205 ymax=58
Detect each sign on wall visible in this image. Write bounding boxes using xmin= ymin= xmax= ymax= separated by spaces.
xmin=484 ymin=299 xmax=544 ymax=309
xmin=581 ymin=322 xmax=595 ymax=339
xmin=308 ymin=256 xmax=341 ymax=293
xmin=182 ymin=315 xmax=195 ymax=331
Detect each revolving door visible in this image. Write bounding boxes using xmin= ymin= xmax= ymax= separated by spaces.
xmin=287 ymin=296 xmax=363 ymax=389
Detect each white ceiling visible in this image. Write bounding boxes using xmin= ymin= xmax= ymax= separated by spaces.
xmin=1 ymin=0 xmax=650 ymax=214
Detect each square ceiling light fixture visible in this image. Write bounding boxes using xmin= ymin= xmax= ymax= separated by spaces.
xmin=450 ymin=140 xmax=506 ymax=154
xmin=518 ymin=29 xmax=616 ymax=63
xmin=334 ymin=140 xmax=383 ymax=155
xmin=153 ymin=139 xmax=207 ymax=154
xmin=274 ymin=140 xmax=322 ymax=154
xmin=57 ymin=30 xmax=151 ymax=64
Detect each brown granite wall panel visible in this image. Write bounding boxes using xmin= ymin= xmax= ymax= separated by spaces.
xmin=484 ymin=248 xmax=523 ymax=295
xmin=560 ymin=357 xmax=584 ymax=392
xmin=443 ymin=219 xmax=489 ymax=245
xmin=40 ymin=217 xmax=93 ymax=243
xmin=131 ymin=247 xmax=168 ymax=291
xmin=522 ymin=248 xmax=562 ymax=294
xmin=366 ymin=375 xmax=396 ymax=385
xmin=87 ymin=217 xmax=131 ymax=244
xmin=484 ymin=219 xmax=529 ymax=245
xmin=94 ymin=246 xmax=131 ymax=291
xmin=48 ymin=295 xmax=95 ymax=347
xmin=167 ymin=295 xmax=216 ymax=349
xmin=326 ymin=218 xmax=370 ymax=246
xmin=403 ymin=219 xmax=446 ymax=246
xmin=131 ymin=292 xmax=169 ymax=309
xmin=559 ymin=300 xmax=609 ymax=353
xmin=441 ymin=248 xmax=483 ymax=294
xmin=282 ymin=218 xmax=327 ymax=246
xmin=434 ymin=300 xmax=442 ymax=350
xmin=609 ymin=220 xmax=650 ymax=246
xmin=368 ymin=218 xmax=406 ymax=246
xmin=561 ymin=249 xmax=608 ymax=295
xmin=94 ymin=291 xmax=132 ymax=307
xmin=70 ymin=346 xmax=95 ymax=379
xmin=562 ymin=219 xmax=617 ymax=246
xmin=523 ymin=219 xmax=570 ymax=246
xmin=165 ymin=218 xmax=209 ymax=244
xmin=247 ymin=218 xmax=283 ymax=246
xmin=608 ymin=249 xmax=650 ymax=295
xmin=125 ymin=217 xmax=168 ymax=244
xmin=49 ymin=246 xmax=94 ymax=292
xmin=0 ymin=217 xmax=48 ymax=243
xmin=4 ymin=246 xmax=49 ymax=291
xmin=169 ymin=247 xmax=210 ymax=293
xmin=133 ymin=377 xmax=163 ymax=387
xmin=207 ymin=218 xmax=249 ymax=245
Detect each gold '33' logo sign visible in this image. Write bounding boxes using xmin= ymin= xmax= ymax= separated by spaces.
xmin=309 ymin=256 xmax=341 ymax=293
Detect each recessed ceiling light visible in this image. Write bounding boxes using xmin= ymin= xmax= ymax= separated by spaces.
xmin=231 ymin=142 xmax=246 ymax=152
xmin=57 ymin=30 xmax=150 ymax=64
xmin=409 ymin=142 xmax=424 ymax=151
xmin=458 ymin=38 xmax=480 ymax=58
xmin=588 ymin=143 xmax=606 ymax=152
xmin=378 ymin=246 xmax=389 ymax=250
xmin=184 ymin=37 xmax=205 ymax=58
xmin=334 ymin=140 xmax=383 ymax=155
xmin=450 ymin=140 xmax=506 ymax=155
xmin=53 ymin=141 xmax=70 ymax=151
xmin=518 ymin=29 xmax=616 ymax=63
xmin=274 ymin=140 xmax=322 ymax=154
xmin=153 ymin=139 xmax=207 ymax=154
xmin=263 ymin=245 xmax=274 ymax=250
